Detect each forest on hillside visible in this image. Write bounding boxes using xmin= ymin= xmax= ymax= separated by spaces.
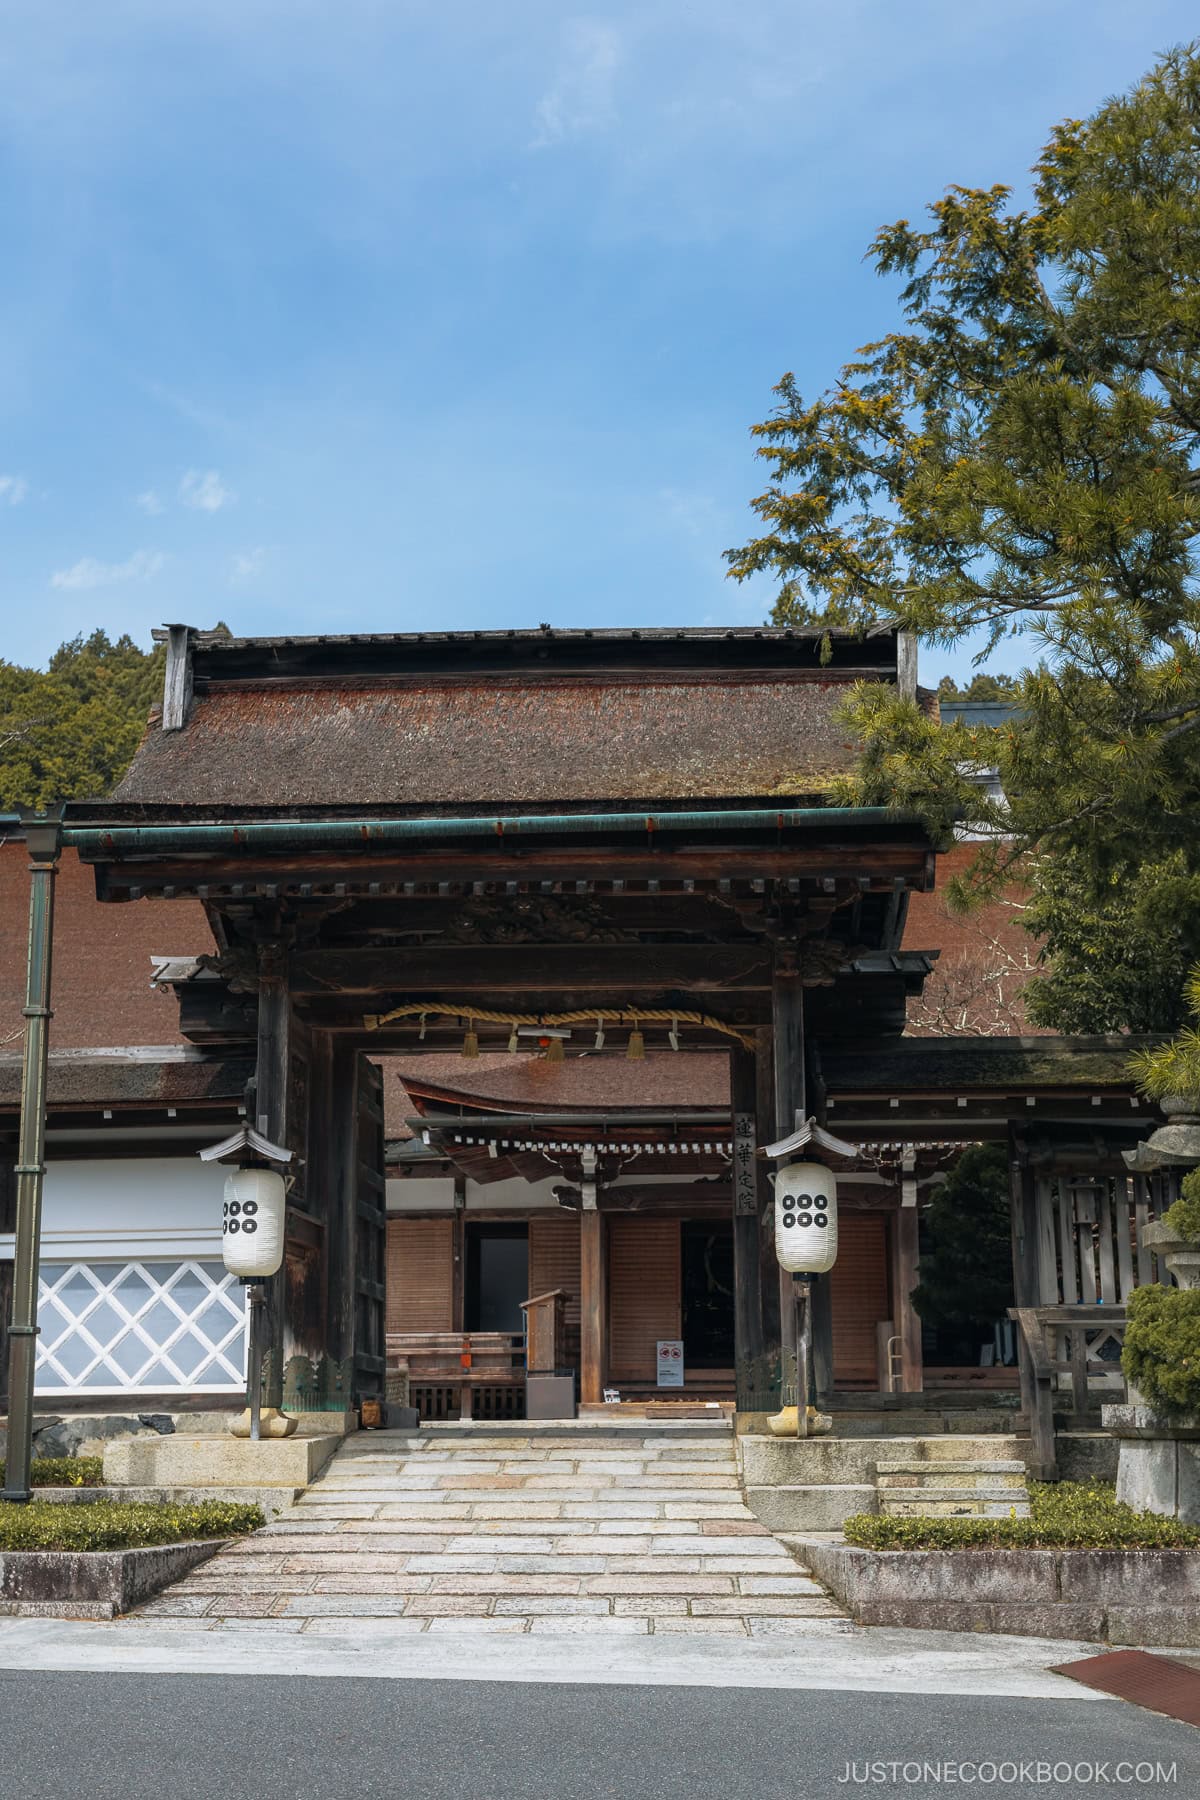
xmin=0 ymin=631 xmax=163 ymax=810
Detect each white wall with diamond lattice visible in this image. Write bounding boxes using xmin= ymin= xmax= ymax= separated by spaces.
xmin=36 ymin=1259 xmax=247 ymax=1395
xmin=0 ymin=1156 xmax=248 ymax=1397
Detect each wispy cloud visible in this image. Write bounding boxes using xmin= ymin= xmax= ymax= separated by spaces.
xmin=135 ymin=488 xmax=164 ymax=515
xmin=179 ymin=468 xmax=234 ymax=512
xmin=660 ymin=486 xmax=716 ymax=540
xmin=230 ymin=545 xmax=266 ymax=582
xmin=531 ymin=20 xmax=622 ymax=149
xmin=0 ymin=474 xmax=29 ymax=505
xmin=50 ymin=549 xmax=165 ymax=591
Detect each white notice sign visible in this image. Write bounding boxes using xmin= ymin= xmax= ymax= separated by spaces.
xmin=656 ymin=1339 xmax=684 ymax=1388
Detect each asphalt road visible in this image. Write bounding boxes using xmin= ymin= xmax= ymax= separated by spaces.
xmin=0 ymin=1672 xmax=1195 ymax=1800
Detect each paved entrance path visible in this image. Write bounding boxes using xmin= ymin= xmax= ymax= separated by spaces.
xmin=130 ymin=1423 xmax=844 ymax=1636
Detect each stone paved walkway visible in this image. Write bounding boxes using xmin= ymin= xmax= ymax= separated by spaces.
xmin=129 ymin=1424 xmax=844 ymax=1637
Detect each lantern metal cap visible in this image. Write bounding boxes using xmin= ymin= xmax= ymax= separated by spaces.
xmin=198 ymin=1125 xmax=293 ymax=1165
xmin=764 ymin=1118 xmax=858 ymax=1162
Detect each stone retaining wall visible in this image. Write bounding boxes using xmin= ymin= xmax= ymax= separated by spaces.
xmin=0 ymin=1539 xmax=223 ymax=1620
xmin=800 ymin=1537 xmax=1200 ymax=1647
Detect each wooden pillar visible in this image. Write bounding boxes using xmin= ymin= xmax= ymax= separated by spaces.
xmin=451 ymin=1178 xmax=466 ymax=1333
xmin=1008 ymin=1125 xmax=1039 ymax=1433
xmin=325 ymin=1042 xmax=358 ymax=1366
xmin=1008 ymin=1126 xmax=1040 ymax=1309
xmin=771 ymin=952 xmax=834 ymax=1403
xmin=730 ymin=1048 xmax=764 ymax=1378
xmin=755 ymin=1027 xmax=781 ymax=1357
xmin=579 ymin=1207 xmax=607 ymax=1406
xmin=307 ymin=1030 xmax=334 ymax=1357
xmin=772 ymin=951 xmax=805 ymax=1397
xmin=810 ymin=1274 xmax=835 ymax=1404
xmin=255 ymin=941 xmax=292 ymax=1409
xmin=893 ymin=1205 xmax=924 ymax=1392
xmin=805 ymin=1034 xmax=834 ymax=1402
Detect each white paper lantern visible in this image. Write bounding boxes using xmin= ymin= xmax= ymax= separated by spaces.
xmin=222 ymin=1167 xmax=286 ymax=1279
xmin=774 ymin=1161 xmax=838 ymax=1273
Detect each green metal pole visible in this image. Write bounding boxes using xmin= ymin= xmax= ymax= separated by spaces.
xmin=3 ymin=815 xmax=62 ymax=1503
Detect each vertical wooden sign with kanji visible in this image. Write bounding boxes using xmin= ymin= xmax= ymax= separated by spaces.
xmin=733 ymin=1112 xmax=757 ymax=1216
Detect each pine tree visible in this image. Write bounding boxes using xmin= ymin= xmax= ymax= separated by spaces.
xmin=726 ymin=43 xmax=1200 ymax=1032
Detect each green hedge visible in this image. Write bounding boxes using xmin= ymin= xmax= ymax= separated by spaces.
xmin=0 ymin=1499 xmax=263 ymax=1553
xmin=843 ymin=1481 xmax=1200 ymax=1551
xmin=1122 ymin=1284 xmax=1200 ymax=1416
xmin=0 ymin=1458 xmax=105 ymax=1489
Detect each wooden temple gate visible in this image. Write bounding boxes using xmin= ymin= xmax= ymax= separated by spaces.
xmin=48 ymin=624 xmax=943 ymax=1414
xmin=18 ymin=624 xmax=1169 ymax=1438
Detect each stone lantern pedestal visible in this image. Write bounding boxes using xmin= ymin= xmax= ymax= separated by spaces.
xmin=1103 ymin=1218 xmax=1200 ymax=1523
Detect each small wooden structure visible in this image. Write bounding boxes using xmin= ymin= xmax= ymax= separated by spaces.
xmin=520 ymin=1289 xmax=567 ymax=1375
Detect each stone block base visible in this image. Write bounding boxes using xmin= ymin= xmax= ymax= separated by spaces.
xmin=1114 ymin=1436 xmax=1200 ymax=1523
xmin=744 ymin=1483 xmax=877 ymax=1531
xmin=103 ymin=1433 xmax=340 ymax=1489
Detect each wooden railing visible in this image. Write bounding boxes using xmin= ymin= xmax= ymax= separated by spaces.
xmin=386 ymin=1330 xmax=525 ymax=1421
xmin=1008 ymin=1305 xmax=1126 ymax=1480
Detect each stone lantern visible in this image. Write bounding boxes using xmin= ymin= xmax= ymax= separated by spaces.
xmin=1106 ymin=1098 xmax=1200 ymax=1520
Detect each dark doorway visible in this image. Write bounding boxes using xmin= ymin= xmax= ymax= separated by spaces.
xmin=681 ymin=1220 xmax=735 ymax=1367
xmin=465 ymin=1224 xmax=529 ymax=1332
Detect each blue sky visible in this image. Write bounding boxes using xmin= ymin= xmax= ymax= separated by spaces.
xmin=2 ymin=2 xmax=1196 ymax=686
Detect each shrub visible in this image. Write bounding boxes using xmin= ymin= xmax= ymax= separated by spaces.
xmin=0 ymin=1499 xmax=263 ymax=1553
xmin=1122 ymin=1283 xmax=1200 ymax=1415
xmin=842 ymin=1481 xmax=1200 ymax=1551
xmin=1163 ymin=1166 xmax=1200 ymax=1244
xmin=0 ymin=1457 xmax=105 ymax=1489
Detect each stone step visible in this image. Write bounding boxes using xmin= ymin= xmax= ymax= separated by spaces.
xmin=879 ymin=1483 xmax=1030 ymax=1502
xmin=880 ymin=1495 xmax=1032 ymax=1517
xmin=131 ymin=1419 xmax=851 ymax=1636
xmin=391 ymin=1423 xmax=733 ymax=1441
xmin=818 ymin=1404 xmax=1024 ymax=1437
xmin=875 ymin=1459 xmax=1027 ymax=1478
xmin=738 ymin=1433 xmax=1030 ymax=1489
xmin=744 ymin=1484 xmax=876 ymax=1532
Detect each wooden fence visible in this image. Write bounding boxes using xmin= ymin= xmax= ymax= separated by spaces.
xmin=1010 ymin=1167 xmax=1182 ymax=1475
